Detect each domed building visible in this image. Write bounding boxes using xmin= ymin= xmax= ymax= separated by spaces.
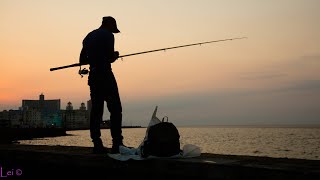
xmin=62 ymin=102 xmax=89 ymax=130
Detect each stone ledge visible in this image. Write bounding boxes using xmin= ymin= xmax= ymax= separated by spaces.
xmin=0 ymin=144 xmax=319 ymax=180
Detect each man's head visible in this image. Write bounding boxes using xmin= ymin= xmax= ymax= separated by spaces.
xmin=101 ymin=16 xmax=120 ymax=33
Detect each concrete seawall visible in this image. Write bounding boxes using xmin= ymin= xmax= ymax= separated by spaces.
xmin=0 ymin=144 xmax=319 ymax=179
xmin=0 ymin=128 xmax=66 ymax=144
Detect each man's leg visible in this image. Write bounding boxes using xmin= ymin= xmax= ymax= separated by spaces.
xmin=106 ymin=74 xmax=123 ymax=153
xmin=107 ymin=100 xmax=123 ymax=153
xmin=90 ymin=85 xmax=107 ymax=153
xmin=108 ymin=101 xmax=123 ymax=145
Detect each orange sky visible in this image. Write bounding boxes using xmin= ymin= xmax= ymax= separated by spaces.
xmin=1 ymin=0 xmax=319 ymax=126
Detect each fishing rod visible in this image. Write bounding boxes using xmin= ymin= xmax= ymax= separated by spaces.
xmin=49 ymin=37 xmax=247 ymax=72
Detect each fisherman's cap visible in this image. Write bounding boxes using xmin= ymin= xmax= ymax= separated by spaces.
xmin=102 ymin=16 xmax=120 ymax=33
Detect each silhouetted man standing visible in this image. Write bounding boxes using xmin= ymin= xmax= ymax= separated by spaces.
xmin=80 ymin=16 xmax=123 ymax=154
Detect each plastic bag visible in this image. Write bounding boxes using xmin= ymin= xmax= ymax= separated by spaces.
xmin=182 ymin=144 xmax=201 ymax=157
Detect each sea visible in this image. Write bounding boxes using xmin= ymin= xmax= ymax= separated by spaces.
xmin=18 ymin=126 xmax=320 ymax=160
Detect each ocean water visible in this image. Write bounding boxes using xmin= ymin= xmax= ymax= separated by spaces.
xmin=18 ymin=127 xmax=320 ymax=160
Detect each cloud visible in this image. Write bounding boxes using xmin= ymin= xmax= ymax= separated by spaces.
xmin=239 ymin=72 xmax=287 ymax=80
xmin=284 ymin=79 xmax=320 ymax=90
xmin=246 ymin=77 xmax=319 ymax=96
xmin=238 ymin=54 xmax=320 ymax=81
xmin=287 ymin=55 xmax=320 ymax=67
xmin=121 ymin=79 xmax=320 ymax=126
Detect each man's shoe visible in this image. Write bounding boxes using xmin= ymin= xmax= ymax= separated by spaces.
xmin=110 ymin=145 xmax=120 ymax=154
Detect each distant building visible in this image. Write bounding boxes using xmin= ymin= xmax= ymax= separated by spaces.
xmin=22 ymin=93 xmax=60 ymax=112
xmin=80 ymin=102 xmax=86 ymax=111
xmin=23 ymin=109 xmax=42 ymax=128
xmin=21 ymin=93 xmax=62 ymax=128
xmin=9 ymin=110 xmax=23 ymax=128
xmin=0 ymin=95 xmax=94 ymax=129
xmin=62 ymin=102 xmax=89 ymax=130
xmin=66 ymin=102 xmax=73 ymax=111
xmin=0 ymin=110 xmax=23 ymax=128
xmin=0 ymin=110 xmax=10 ymax=128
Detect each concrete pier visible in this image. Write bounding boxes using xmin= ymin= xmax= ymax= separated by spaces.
xmin=0 ymin=128 xmax=66 ymax=144
xmin=0 ymin=144 xmax=319 ymax=179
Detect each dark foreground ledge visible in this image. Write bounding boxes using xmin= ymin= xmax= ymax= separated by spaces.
xmin=0 ymin=128 xmax=66 ymax=144
xmin=0 ymin=144 xmax=319 ymax=180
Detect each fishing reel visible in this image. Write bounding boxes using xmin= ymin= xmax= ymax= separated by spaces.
xmin=78 ymin=66 xmax=89 ymax=78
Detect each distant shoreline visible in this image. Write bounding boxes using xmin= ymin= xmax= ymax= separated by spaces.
xmin=178 ymin=124 xmax=320 ymax=128
xmin=66 ymin=125 xmax=144 ymax=131
xmin=65 ymin=124 xmax=320 ymax=130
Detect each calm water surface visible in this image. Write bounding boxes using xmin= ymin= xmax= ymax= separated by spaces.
xmin=18 ymin=127 xmax=320 ymax=160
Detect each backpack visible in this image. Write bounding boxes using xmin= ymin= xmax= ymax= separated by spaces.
xmin=141 ymin=116 xmax=181 ymax=158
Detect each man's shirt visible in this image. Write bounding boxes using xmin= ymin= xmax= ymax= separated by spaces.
xmin=82 ymin=28 xmax=115 ymax=72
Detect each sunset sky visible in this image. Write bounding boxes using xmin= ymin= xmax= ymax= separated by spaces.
xmin=1 ymin=0 xmax=319 ymax=126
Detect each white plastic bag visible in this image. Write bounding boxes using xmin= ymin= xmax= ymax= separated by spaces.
xmin=182 ymin=144 xmax=201 ymax=158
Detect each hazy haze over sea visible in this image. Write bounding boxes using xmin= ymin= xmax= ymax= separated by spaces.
xmin=18 ymin=126 xmax=320 ymax=160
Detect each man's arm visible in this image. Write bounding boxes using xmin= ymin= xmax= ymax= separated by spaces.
xmin=107 ymin=33 xmax=120 ymax=63
xmin=79 ymin=46 xmax=89 ymax=65
xmin=110 ymin=51 xmax=119 ymax=63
